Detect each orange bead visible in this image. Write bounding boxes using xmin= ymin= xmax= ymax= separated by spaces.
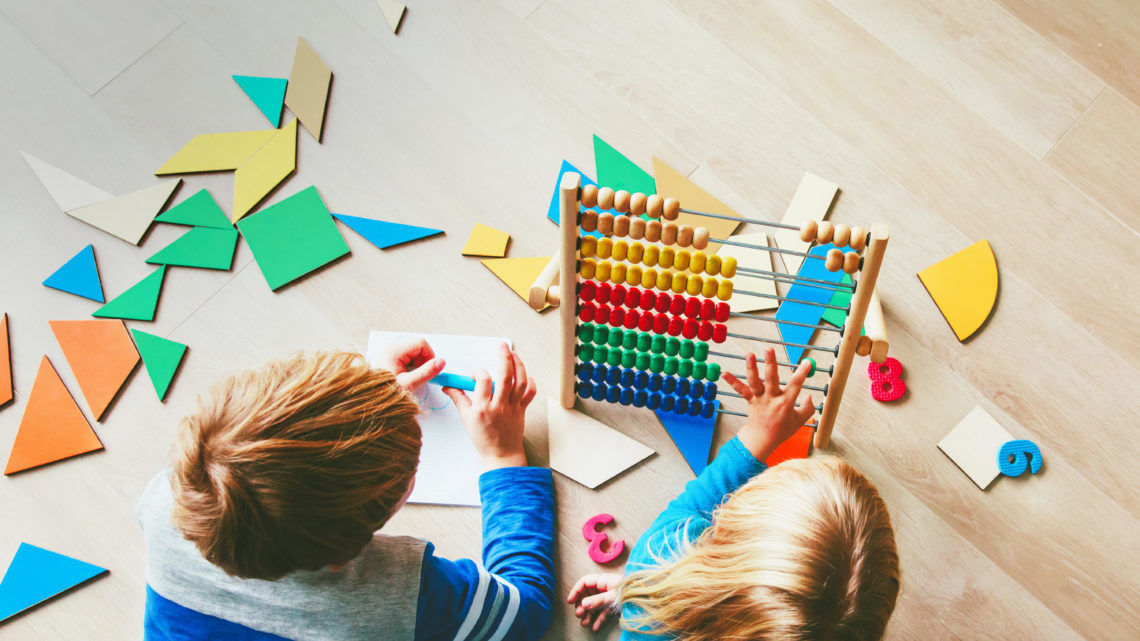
xmin=645 ymin=220 xmax=662 ymax=242
xmin=646 ymin=194 xmax=664 ymax=219
xmin=629 ymin=216 xmax=646 ymax=240
xmin=597 ymin=213 xmax=615 ymax=235
xmin=816 ymin=221 xmax=834 ymax=244
xmin=661 ymin=222 xmax=679 ymax=245
xmin=677 ymin=225 xmax=694 ymax=248
xmin=692 ymin=227 xmax=710 ymax=250
xmin=580 ymin=184 xmax=598 ymax=208
xmin=799 ymin=220 xmax=817 ymax=243
xmin=663 ymin=197 xmax=681 ymax=220
xmin=825 ymin=248 xmax=843 ymax=272
xmin=630 ymin=192 xmax=648 ymax=217
xmin=850 ymin=226 xmax=868 ymax=250
xmin=614 ymin=215 xmax=630 ymax=238
xmin=580 ymin=211 xmax=598 ymax=232
xmin=597 ymin=187 xmax=615 ymax=210
xmin=832 ymin=224 xmax=851 ymax=248
xmin=613 ymin=190 xmax=631 ymax=213
xmin=843 ymin=251 xmax=861 ymax=273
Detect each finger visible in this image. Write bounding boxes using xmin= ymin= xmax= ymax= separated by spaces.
xmin=796 ymin=394 xmax=816 ymax=424
xmin=472 ymin=370 xmax=493 ymax=403
xmin=721 ymin=372 xmax=753 ymax=401
xmin=764 ymin=347 xmax=780 ymax=394
xmin=510 ymin=350 xmax=527 ymax=404
xmin=397 ymin=338 xmax=435 ymax=369
xmin=400 ymin=357 xmax=446 ymax=389
xmin=745 ymin=352 xmax=763 ymax=394
xmin=784 ymin=359 xmax=810 ymax=399
xmin=520 ymin=376 xmax=537 ymax=407
xmin=492 ymin=344 xmax=514 ymax=405
xmin=567 ymin=576 xmax=595 ymax=603
xmin=442 ymin=387 xmax=471 ymax=411
xmin=592 ymin=609 xmax=610 ymax=632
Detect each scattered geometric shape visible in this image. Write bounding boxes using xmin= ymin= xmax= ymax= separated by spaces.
xmin=461 ymin=223 xmax=510 ymax=257
xmin=4 ymin=357 xmax=103 ymax=475
xmin=333 ymin=213 xmax=443 ymax=250
xmin=765 ymin=424 xmax=813 ymax=467
xmin=232 ymin=75 xmax=288 ymax=128
xmin=0 ymin=543 xmax=108 ymax=622
xmin=131 ymin=330 xmax=187 ymax=402
xmin=377 ymin=0 xmax=406 ymax=33
xmin=868 ymin=357 xmax=906 ymax=402
xmin=481 ymin=257 xmax=553 ymax=311
xmin=43 ymin=245 xmax=104 ymax=303
xmin=232 ymin=118 xmax=298 ymax=221
xmin=65 ymin=180 xmax=181 ymax=245
xmin=20 ymin=152 xmax=113 ymax=213
xmin=546 ymin=159 xmax=602 ymax=238
xmin=547 ymin=401 xmax=654 ymax=489
xmin=236 ymin=186 xmax=350 ymax=291
xmin=49 ymin=320 xmax=139 ymax=421
xmin=581 ymin=513 xmax=625 ymax=565
xmin=652 ymin=157 xmax=741 ymax=251
xmin=998 ymin=439 xmax=1043 ymax=477
xmin=283 ymin=37 xmax=332 ymax=142
xmin=655 ymin=400 xmax=718 ymax=476
xmin=146 ymin=227 xmax=238 ymax=271
xmin=92 ymin=266 xmax=167 ymax=322
xmin=938 ymin=405 xmax=1013 ymax=491
xmin=154 ymin=189 xmax=232 ymax=229
xmin=776 ymin=243 xmax=846 ymax=363
xmin=820 ymin=273 xmax=854 ymax=327
xmin=918 ymin=239 xmax=999 ymax=342
xmin=593 ymin=135 xmax=655 ymax=197
xmin=155 ymin=129 xmax=277 ymax=175
xmin=772 ymin=173 xmax=838 ymax=275
xmin=0 ymin=314 xmax=10 ymax=407
xmin=716 ymin=232 xmax=776 ymax=312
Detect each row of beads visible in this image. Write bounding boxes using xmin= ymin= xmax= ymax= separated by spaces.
xmin=823 ymin=248 xmax=861 ymax=274
xmin=579 ymin=187 xmax=682 ymax=220
xmin=577 ymin=380 xmax=718 ymax=418
xmin=799 ymin=221 xmax=868 ymax=250
xmin=580 ymin=212 xmax=711 ymax=250
xmin=577 ymin=343 xmax=723 ymax=381
xmin=581 ymin=237 xmax=738 ymax=278
xmin=580 ymin=282 xmax=731 ymax=323
xmin=579 ymin=323 xmax=712 ymax=362
xmin=579 ymin=260 xmax=735 ymax=300
xmin=578 ymin=302 xmax=729 ymax=343
xmin=578 ymin=363 xmax=718 ymax=400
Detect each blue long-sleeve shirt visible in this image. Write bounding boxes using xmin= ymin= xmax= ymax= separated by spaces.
xmin=620 ymin=437 xmax=767 ymax=640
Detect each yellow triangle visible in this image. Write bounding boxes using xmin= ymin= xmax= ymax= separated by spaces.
xmin=462 ymin=223 xmax=510 ymax=257
xmin=918 ymin=239 xmax=998 ymax=342
xmin=155 ymin=129 xmax=278 ymax=175
xmin=232 ymin=119 xmax=298 ymax=221
xmin=377 ymin=0 xmax=406 ymax=33
xmin=482 ymin=256 xmax=552 ymax=311
xmin=651 ymin=158 xmax=741 ymax=251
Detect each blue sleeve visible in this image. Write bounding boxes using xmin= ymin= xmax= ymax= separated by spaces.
xmin=414 ymin=467 xmax=555 ymax=641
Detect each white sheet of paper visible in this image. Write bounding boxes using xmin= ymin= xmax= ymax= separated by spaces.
xmin=366 ymin=331 xmax=511 ymax=507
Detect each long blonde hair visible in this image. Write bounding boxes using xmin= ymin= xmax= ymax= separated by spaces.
xmin=620 ymin=457 xmax=899 ymax=641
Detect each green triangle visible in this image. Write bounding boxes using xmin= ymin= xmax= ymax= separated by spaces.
xmin=93 ymin=266 xmax=166 ymax=321
xmin=146 ymin=226 xmax=238 ymax=270
xmin=820 ymin=273 xmax=864 ymax=334
xmin=130 ymin=330 xmax=187 ymax=401
xmin=155 ymin=189 xmax=233 ymax=229
xmin=593 ymin=134 xmax=656 ymax=195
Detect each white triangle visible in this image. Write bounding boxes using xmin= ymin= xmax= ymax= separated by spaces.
xmin=21 ymin=151 xmax=114 ymax=212
xmin=377 ymin=0 xmax=406 ymax=33
xmin=66 ymin=179 xmax=181 ymax=245
xmin=547 ymin=399 xmax=654 ymax=489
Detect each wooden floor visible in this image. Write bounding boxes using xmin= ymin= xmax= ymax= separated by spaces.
xmin=1 ymin=0 xmax=1138 ymax=639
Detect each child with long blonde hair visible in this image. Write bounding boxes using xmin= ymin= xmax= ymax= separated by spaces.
xmin=568 ymin=347 xmax=900 ymax=640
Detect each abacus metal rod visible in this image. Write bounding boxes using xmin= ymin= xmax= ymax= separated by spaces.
xmin=723 ymin=379 xmax=829 ymax=393
xmin=678 ymin=207 xmax=801 ymax=231
xmin=711 ymin=237 xmax=825 ymax=261
xmin=733 ymin=287 xmax=851 ymax=311
xmin=717 ymin=408 xmax=749 ymax=418
xmin=718 ymin=394 xmax=825 ymax=413
xmin=725 ymin=331 xmax=838 ymax=354
xmin=730 ymin=311 xmax=842 ymax=334
xmin=707 ymin=349 xmax=835 ymax=375
xmin=734 ymin=265 xmax=855 ymax=291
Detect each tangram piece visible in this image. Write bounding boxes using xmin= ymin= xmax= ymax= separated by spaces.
xmin=284 ymin=37 xmax=332 ymax=142
xmin=66 ymin=180 xmax=181 ymax=245
xmin=461 ymin=223 xmax=510 ymax=257
xmin=998 ymin=439 xmax=1042 ymax=477
xmin=377 ymin=0 xmax=406 ymax=33
xmin=776 ymin=244 xmax=846 ymax=363
xmin=582 ymin=514 xmax=625 ymax=564
xmin=868 ymin=357 xmax=906 ymax=402
xmin=333 ymin=213 xmax=443 ymax=250
xmin=232 ymin=75 xmax=288 ymax=127
xmin=917 ymin=239 xmax=998 ymax=342
xmin=481 ymin=257 xmax=553 ymax=311
xmin=155 ymin=189 xmax=232 ymax=229
xmin=146 ymin=227 xmax=239 ymax=271
xmin=43 ymin=245 xmax=104 ymax=303
xmin=655 ymin=400 xmax=718 ymax=476
xmin=937 ymin=405 xmax=1014 ymax=491
xmin=155 ymin=129 xmax=277 ymax=175
xmin=820 ymin=273 xmax=853 ymax=327
xmin=716 ymin=233 xmax=776 ymax=312
xmin=0 ymin=543 xmax=108 ymax=622
xmin=652 ymin=157 xmax=741 ymax=251
xmin=93 ymin=266 xmax=166 ymax=322
xmin=21 ymin=152 xmax=113 ymax=212
xmin=237 ymin=186 xmax=350 ymax=291
xmin=765 ymin=424 xmax=813 ymax=467
xmin=130 ymin=329 xmax=187 ymax=402
xmin=547 ymin=401 xmax=654 ymax=489
xmin=546 ymin=159 xmax=602 ymax=238
xmin=49 ymin=320 xmax=139 ymax=421
xmin=772 ymin=173 xmax=838 ymax=275
xmin=0 ymin=314 xmax=10 ymax=407
xmin=4 ymin=357 xmax=103 ymax=475
xmin=233 ymin=118 xmax=298 ymax=221
xmin=593 ymin=135 xmax=655 ymax=196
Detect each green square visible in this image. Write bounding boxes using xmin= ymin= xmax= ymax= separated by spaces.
xmin=237 ymin=187 xmax=350 ymax=290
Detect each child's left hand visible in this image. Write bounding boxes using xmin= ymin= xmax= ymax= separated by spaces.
xmin=566 ymin=573 xmax=622 ymax=632
xmin=373 ymin=338 xmax=446 ymax=393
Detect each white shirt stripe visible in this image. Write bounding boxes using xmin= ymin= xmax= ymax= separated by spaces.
xmin=484 ymin=576 xmax=521 ymax=641
xmin=451 ymin=568 xmax=492 ymax=641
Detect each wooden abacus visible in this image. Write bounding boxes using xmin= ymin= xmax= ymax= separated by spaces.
xmin=529 ymin=173 xmax=889 ymax=448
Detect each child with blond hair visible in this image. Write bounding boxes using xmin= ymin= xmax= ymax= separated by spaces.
xmin=138 ymin=341 xmax=554 ymax=641
xmin=568 ymin=347 xmax=900 ymax=640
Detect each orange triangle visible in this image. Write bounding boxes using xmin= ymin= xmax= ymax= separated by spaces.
xmin=49 ymin=320 xmax=139 ymax=421
xmin=5 ymin=357 xmax=104 ymax=475
xmin=1 ymin=314 xmax=11 ymax=407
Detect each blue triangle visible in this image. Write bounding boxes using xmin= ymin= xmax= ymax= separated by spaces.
xmin=0 ymin=543 xmax=108 ymax=622
xmin=232 ymin=75 xmax=288 ymax=128
xmin=332 ymin=214 xmax=444 ymax=249
xmin=546 ymin=159 xmax=603 ymax=239
xmin=655 ymin=400 xmax=718 ymax=476
xmin=43 ymin=244 xmax=104 ymax=303
xmin=776 ymin=243 xmax=846 ymax=363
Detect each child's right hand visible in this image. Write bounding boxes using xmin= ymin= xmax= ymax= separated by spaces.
xmin=566 ymin=573 xmax=622 ymax=632
xmin=721 ymin=347 xmax=816 ymax=462
xmin=442 ymin=344 xmax=536 ymax=470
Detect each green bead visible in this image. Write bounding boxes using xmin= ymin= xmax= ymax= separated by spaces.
xmin=664 ymin=357 xmax=679 ymax=376
xmin=608 ymin=328 xmax=624 ymax=348
xmin=579 ymin=323 xmax=594 ymax=344
xmin=665 ymin=337 xmax=680 ymax=357
xmin=621 ymin=350 xmax=637 ymax=368
xmin=593 ymin=325 xmax=609 ymax=346
xmin=607 ymin=349 xmax=622 ymax=367
xmin=636 ymin=332 xmax=652 ymax=353
xmin=801 ymin=357 xmax=817 ymax=377
xmin=650 ymin=354 xmax=665 ymax=373
xmin=622 ymin=332 xmax=637 ymax=351
xmin=651 ymin=334 xmax=666 ymax=354
xmin=636 ymin=351 xmax=651 ymax=371
xmin=578 ymin=343 xmax=593 ymax=362
xmin=692 ymin=362 xmax=707 ymax=380
xmin=593 ymin=346 xmax=608 ymax=364
xmin=706 ymin=362 xmax=721 ymax=381
xmin=678 ymin=359 xmax=693 ymax=378
xmin=695 ymin=342 xmax=710 ymax=362
xmin=679 ymin=339 xmax=695 ymax=359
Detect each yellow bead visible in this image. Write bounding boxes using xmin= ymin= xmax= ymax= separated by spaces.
xmin=690 ymin=251 xmax=706 ymax=274
xmin=656 ymin=270 xmax=672 ymax=291
xmin=613 ymin=240 xmax=628 ymax=262
xmin=611 ymin=263 xmax=627 ymax=285
xmin=671 ymin=272 xmax=688 ymax=294
xmin=717 ymin=279 xmax=734 ymax=301
xmin=687 ymin=275 xmax=703 ymax=296
xmin=643 ymin=245 xmax=659 ymax=268
xmin=580 ymin=236 xmax=597 ymax=258
xmin=642 ymin=268 xmax=657 ymax=289
xmin=702 ymin=277 xmax=718 ymax=298
xmin=720 ymin=256 xmax=737 ymax=278
xmin=597 ymin=237 xmax=613 ymax=260
xmin=627 ymin=242 xmax=644 ymax=264
xmin=596 ymin=261 xmax=611 ymax=282
xmin=626 ymin=265 xmax=642 ymax=286
xmin=659 ymin=247 xmax=675 ymax=269
xmin=674 ymin=249 xmax=691 ymax=271
xmin=579 ymin=259 xmax=596 ymax=280
xmin=705 ymin=254 xmax=722 ymax=276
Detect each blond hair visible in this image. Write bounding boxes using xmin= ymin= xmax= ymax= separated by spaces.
xmin=171 ymin=351 xmax=421 ymax=580
xmin=620 ymin=457 xmax=899 ymax=641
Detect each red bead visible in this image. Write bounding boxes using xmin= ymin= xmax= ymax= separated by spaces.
xmin=625 ymin=287 xmax=642 ymax=309
xmin=685 ymin=297 xmax=701 ymax=319
xmin=640 ymin=289 xmax=656 ymax=311
xmin=623 ymin=309 xmax=639 ymax=329
xmin=596 ymin=282 xmax=612 ymax=304
xmin=579 ymin=302 xmax=595 ymax=323
xmin=609 ymin=307 xmax=625 ymax=328
xmin=597 ymin=303 xmax=612 ymax=325
xmin=682 ymin=318 xmax=698 ymax=339
xmin=670 ymin=294 xmax=686 ymax=316
xmin=638 ymin=313 xmax=653 ymax=332
xmin=654 ymin=292 xmax=671 ymax=313
xmin=610 ymin=285 xmax=626 ymax=306
xmin=697 ymin=321 xmax=713 ymax=341
xmin=653 ymin=313 xmax=669 ymax=334
xmin=715 ymin=302 xmax=730 ymax=322
xmin=580 ymin=280 xmax=596 ymax=302
xmin=668 ymin=316 xmax=684 ymax=336
xmin=712 ymin=323 xmax=727 ymax=343
xmin=700 ymin=299 xmax=716 ymax=320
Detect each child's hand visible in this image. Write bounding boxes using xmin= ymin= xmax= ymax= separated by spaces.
xmin=566 ymin=573 xmax=622 ymax=632
xmin=442 ymin=344 xmax=536 ymax=470
xmin=721 ymin=347 xmax=815 ymax=462
xmin=373 ymin=338 xmax=446 ymax=393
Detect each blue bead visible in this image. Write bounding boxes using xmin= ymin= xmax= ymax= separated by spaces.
xmin=592 ymin=384 xmax=606 ymax=402
xmin=673 ymin=396 xmax=689 ymax=414
xmin=635 ymin=371 xmax=649 ymax=390
xmin=662 ymin=376 xmax=676 ymax=395
xmin=660 ymin=394 xmax=675 ymax=412
xmin=704 ymin=382 xmax=717 ymax=402
xmin=621 ymin=368 xmax=636 ymax=388
xmin=675 ymin=378 xmax=690 ymax=397
xmin=620 ymin=388 xmax=634 ymax=405
xmin=606 ymin=367 xmax=621 ymax=386
xmin=687 ymin=400 xmax=701 ymax=416
xmin=633 ymin=390 xmax=647 ymax=407
xmin=606 ymin=386 xmax=621 ymax=404
xmin=646 ymin=392 xmax=662 ymax=410
xmin=701 ymin=402 xmax=715 ymax=418
xmin=591 ymin=365 xmax=607 ymax=384
xmin=577 ymin=363 xmax=593 ymax=382
xmin=689 ymin=380 xmax=704 ymax=399
xmin=577 ymin=381 xmax=592 ymax=398
xmin=648 ymin=373 xmax=663 ymax=392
